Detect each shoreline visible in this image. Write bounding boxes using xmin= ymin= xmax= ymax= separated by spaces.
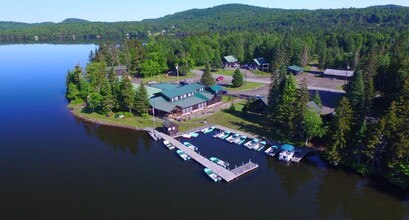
xmin=70 ymin=107 xmax=153 ymax=132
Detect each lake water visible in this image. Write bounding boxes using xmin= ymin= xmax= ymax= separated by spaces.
xmin=0 ymin=44 xmax=408 ymax=219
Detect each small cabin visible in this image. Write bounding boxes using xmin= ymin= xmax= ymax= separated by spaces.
xmin=287 ymin=65 xmax=304 ymax=75
xmin=163 ymin=118 xmax=179 ymax=136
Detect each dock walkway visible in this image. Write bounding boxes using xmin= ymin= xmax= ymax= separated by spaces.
xmin=291 ymin=148 xmax=311 ymax=163
xmin=154 ymin=130 xmax=258 ymax=182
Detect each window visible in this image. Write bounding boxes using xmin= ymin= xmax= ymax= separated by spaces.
xmin=183 ymin=94 xmax=187 ymax=98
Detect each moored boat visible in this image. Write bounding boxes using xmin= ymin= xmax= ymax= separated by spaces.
xmin=226 ymin=133 xmax=239 ymax=143
xmin=210 ymin=157 xmax=229 ymax=168
xmin=254 ymin=141 xmax=266 ymax=151
xmin=202 ymin=126 xmax=216 ymax=134
xmin=183 ymin=142 xmax=198 ymax=151
xmin=278 ymin=144 xmax=295 ymax=162
xmin=182 ymin=133 xmax=191 ymax=139
xmin=213 ymin=130 xmax=224 ymax=138
xmin=204 ymin=168 xmax=221 ymax=182
xmin=234 ymin=136 xmax=247 ymax=145
xmin=219 ymin=131 xmax=231 ymax=139
xmin=244 ymin=138 xmax=258 ymax=149
xmin=176 ymin=150 xmax=190 ymax=161
xmin=189 ymin=132 xmax=199 ymax=138
xmin=163 ymin=140 xmax=175 ymax=150
xmin=265 ymin=145 xmax=280 ymax=157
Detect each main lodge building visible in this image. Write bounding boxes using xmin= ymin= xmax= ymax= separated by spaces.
xmin=148 ymin=82 xmax=223 ymax=117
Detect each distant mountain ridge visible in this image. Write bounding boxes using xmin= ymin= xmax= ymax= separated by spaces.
xmin=0 ymin=4 xmax=408 ymax=41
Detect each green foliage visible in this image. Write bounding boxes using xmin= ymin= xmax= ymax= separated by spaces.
xmin=200 ymin=62 xmax=215 ymax=86
xmin=66 ymin=83 xmax=80 ymax=101
xmin=327 ymin=97 xmax=353 ymax=165
xmin=231 ymin=68 xmax=244 ymax=88
xmin=229 ymin=104 xmax=236 ymax=112
xmin=119 ymin=75 xmax=135 ymax=113
xmin=303 ymin=107 xmax=325 ymax=145
xmin=134 ymin=82 xmax=150 ymax=116
xmin=87 ymin=92 xmax=103 ymax=112
xmin=312 ymin=90 xmax=322 ymax=107
xmin=346 ymin=70 xmax=365 ymax=118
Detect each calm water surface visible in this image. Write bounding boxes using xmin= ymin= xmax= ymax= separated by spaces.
xmin=0 ymin=44 xmax=408 ymax=220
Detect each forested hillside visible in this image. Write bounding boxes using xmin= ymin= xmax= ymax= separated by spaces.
xmin=1 ymin=4 xmax=409 ymax=42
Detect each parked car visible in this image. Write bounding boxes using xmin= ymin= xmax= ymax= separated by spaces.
xmin=216 ymin=76 xmax=224 ymax=81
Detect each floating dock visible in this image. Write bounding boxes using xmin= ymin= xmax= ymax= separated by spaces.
xmin=154 ymin=130 xmax=258 ymax=182
xmin=291 ymin=148 xmax=311 ymax=163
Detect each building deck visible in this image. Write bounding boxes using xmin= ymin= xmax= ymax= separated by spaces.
xmin=154 ymin=130 xmax=258 ymax=182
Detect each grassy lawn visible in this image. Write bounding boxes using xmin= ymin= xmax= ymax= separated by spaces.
xmin=222 ymin=95 xmax=236 ymax=103
xmin=139 ymin=72 xmax=196 ymax=83
xmin=223 ymin=82 xmax=264 ymax=91
xmin=72 ymin=107 xmax=161 ymax=129
xmin=176 ymin=101 xmax=278 ymax=139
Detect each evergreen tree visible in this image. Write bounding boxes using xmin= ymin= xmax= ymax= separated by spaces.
xmin=327 ymin=97 xmax=353 ymax=165
xmin=267 ymin=73 xmax=281 ymax=117
xmin=346 ymin=69 xmax=365 ymax=118
xmin=66 ymin=83 xmax=80 ymax=101
xmin=231 ymin=68 xmax=244 ymax=88
xmin=87 ymin=92 xmax=103 ymax=113
xmin=200 ymin=62 xmax=215 ymax=86
xmin=79 ymin=78 xmax=91 ymax=101
xmin=119 ymin=74 xmax=135 ymax=113
xmin=303 ymin=107 xmax=325 ymax=146
xmin=134 ymin=82 xmax=150 ymax=116
xmin=100 ymin=77 xmax=114 ymax=114
xmin=361 ymin=54 xmax=377 ymax=115
xmin=275 ymin=73 xmax=298 ymax=138
xmin=294 ymin=78 xmax=310 ymax=139
xmin=313 ymin=90 xmax=322 ymax=107
xmin=108 ymin=67 xmax=120 ymax=110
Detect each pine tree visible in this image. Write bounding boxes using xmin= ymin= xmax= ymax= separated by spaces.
xmin=87 ymin=92 xmax=103 ymax=113
xmin=231 ymin=68 xmax=244 ymax=88
xmin=328 ymin=97 xmax=353 ymax=165
xmin=361 ymin=54 xmax=377 ymax=115
xmin=295 ymin=78 xmax=310 ymax=139
xmin=200 ymin=62 xmax=215 ymax=86
xmin=119 ymin=74 xmax=135 ymax=113
xmin=66 ymin=83 xmax=80 ymax=101
xmin=108 ymin=67 xmax=120 ymax=111
xmin=313 ymin=90 xmax=322 ymax=107
xmin=267 ymin=73 xmax=281 ymax=117
xmin=346 ymin=69 xmax=365 ymax=119
xmin=275 ymin=73 xmax=298 ymax=138
xmin=134 ymin=82 xmax=150 ymax=116
xmin=100 ymin=77 xmax=114 ymax=114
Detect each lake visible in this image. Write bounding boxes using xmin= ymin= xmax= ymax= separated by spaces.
xmin=0 ymin=44 xmax=408 ymax=220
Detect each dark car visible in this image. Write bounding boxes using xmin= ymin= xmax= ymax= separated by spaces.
xmin=216 ymin=76 xmax=224 ymax=81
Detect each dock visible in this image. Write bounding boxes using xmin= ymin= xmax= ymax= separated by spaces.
xmin=153 ymin=130 xmax=258 ymax=182
xmin=291 ymin=148 xmax=311 ymax=163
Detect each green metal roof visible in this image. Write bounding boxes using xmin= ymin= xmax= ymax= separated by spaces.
xmin=149 ymin=83 xmax=180 ymax=90
xmin=150 ymin=96 xmax=176 ymax=112
xmin=196 ymin=91 xmax=213 ymax=101
xmin=208 ymin=84 xmax=223 ymax=93
xmin=186 ymin=82 xmax=206 ymax=91
xmin=287 ymin=65 xmax=304 ymax=72
xmin=160 ymin=85 xmax=198 ymax=99
xmin=132 ymin=83 xmax=162 ymax=98
xmin=173 ymin=96 xmax=207 ymax=108
xmin=223 ymin=55 xmax=238 ymax=63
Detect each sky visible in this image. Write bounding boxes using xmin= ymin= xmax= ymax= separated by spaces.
xmin=2 ymin=0 xmax=409 ymax=23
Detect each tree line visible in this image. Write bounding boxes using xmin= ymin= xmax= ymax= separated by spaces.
xmin=66 ymin=63 xmax=150 ymax=117
xmin=265 ymin=32 xmax=409 ymax=189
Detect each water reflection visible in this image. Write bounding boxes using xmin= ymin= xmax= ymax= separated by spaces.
xmin=80 ymin=121 xmax=148 ymax=156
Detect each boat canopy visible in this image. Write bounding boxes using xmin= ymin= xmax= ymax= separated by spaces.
xmin=281 ymin=144 xmax=295 ymax=151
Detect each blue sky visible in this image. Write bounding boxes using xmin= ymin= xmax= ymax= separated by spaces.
xmin=2 ymin=0 xmax=409 ymax=23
